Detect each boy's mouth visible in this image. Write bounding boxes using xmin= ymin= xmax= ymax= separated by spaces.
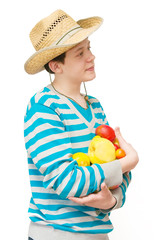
xmin=86 ymin=66 xmax=95 ymax=71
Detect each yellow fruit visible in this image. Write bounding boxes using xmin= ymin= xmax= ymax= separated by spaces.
xmin=88 ymin=136 xmax=116 ymax=164
xmin=72 ymin=152 xmax=90 ymax=167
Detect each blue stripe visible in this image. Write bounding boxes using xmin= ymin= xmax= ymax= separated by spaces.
xmin=53 ymin=161 xmax=76 ymax=191
xmin=50 ymin=102 xmax=70 ymax=109
xmin=94 ymin=164 xmax=105 ymax=187
xmin=30 ymin=137 xmax=70 ymax=158
xmin=32 ymin=192 xmax=65 ymax=200
xmin=38 ymin=94 xmax=60 ymax=104
xmin=94 ymin=112 xmax=104 ymax=119
xmin=60 ymin=113 xmax=79 ymax=120
xmin=29 ymin=169 xmax=41 ymax=176
xmin=119 ymin=185 xmax=126 ymax=207
xmin=66 ymin=123 xmax=87 ymax=131
xmin=30 ymin=180 xmax=43 ymax=187
xmin=86 ymin=167 xmax=96 ymax=194
xmin=35 ymin=203 xmax=95 ymax=212
xmin=25 ymin=103 xmax=57 ymax=122
xmin=36 ymin=148 xmax=72 ymax=169
xmin=123 ymin=174 xmax=129 ymax=187
xmin=24 ymin=118 xmax=64 ymax=137
xmin=74 ymin=166 xmax=86 ymax=197
xmin=64 ymin=219 xmax=111 ymax=228
xmin=26 ymin=128 xmax=64 ymax=149
xmin=70 ymin=133 xmax=94 ymax=143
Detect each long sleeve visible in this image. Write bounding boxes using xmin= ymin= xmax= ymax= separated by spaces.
xmin=24 ymin=103 xmax=123 ymax=199
xmin=110 ymin=171 xmax=132 ymax=210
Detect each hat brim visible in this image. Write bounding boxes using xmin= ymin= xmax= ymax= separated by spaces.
xmin=24 ymin=16 xmax=103 ymax=74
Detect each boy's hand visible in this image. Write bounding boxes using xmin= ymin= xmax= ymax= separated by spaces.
xmin=115 ymin=127 xmax=139 ymax=173
xmin=68 ymin=182 xmax=116 ymax=210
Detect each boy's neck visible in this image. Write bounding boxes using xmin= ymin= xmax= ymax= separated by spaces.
xmin=52 ymin=77 xmax=82 ymax=99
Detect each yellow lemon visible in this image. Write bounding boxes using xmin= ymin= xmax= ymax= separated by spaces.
xmin=88 ymin=136 xmax=116 ymax=164
xmin=72 ymin=152 xmax=91 ymax=167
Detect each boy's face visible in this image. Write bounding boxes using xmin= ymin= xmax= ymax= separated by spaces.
xmin=61 ymin=38 xmax=96 ymax=83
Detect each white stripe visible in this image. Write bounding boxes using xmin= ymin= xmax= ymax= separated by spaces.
xmin=27 ymin=131 xmax=69 ymax=153
xmin=30 ymin=142 xmax=71 ymax=164
xmin=39 ymin=153 xmax=71 ymax=174
xmin=29 ymin=175 xmax=43 ymax=181
xmin=24 ymin=112 xmax=61 ymax=130
xmin=25 ymin=123 xmax=64 ymax=144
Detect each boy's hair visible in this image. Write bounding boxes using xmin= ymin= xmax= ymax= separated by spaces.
xmin=44 ymin=52 xmax=66 ymax=74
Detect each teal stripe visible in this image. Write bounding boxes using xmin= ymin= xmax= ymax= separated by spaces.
xmin=24 ymin=118 xmax=64 ymax=137
xmin=26 ymin=128 xmax=64 ymax=149
xmin=43 ymin=87 xmax=51 ymax=93
xmin=129 ymin=171 xmax=132 ymax=180
xmin=30 ymin=137 xmax=70 ymax=158
xmin=30 ymin=180 xmax=43 ymax=187
xmin=94 ymin=112 xmax=104 ymax=119
xmin=60 ymin=113 xmax=79 ymax=120
xmin=44 ymin=159 xmax=71 ymax=176
xmin=29 ymin=169 xmax=41 ymax=176
xmin=86 ymin=167 xmax=96 ymax=195
xmin=94 ymin=164 xmax=105 ymax=187
xmin=74 ymin=166 xmax=86 ymax=197
xmin=64 ymin=219 xmax=111 ymax=228
xmin=91 ymin=102 xmax=101 ymax=108
xmin=70 ymin=133 xmax=94 ymax=143
xmin=35 ymin=203 xmax=95 ymax=212
xmin=28 ymin=158 xmax=33 ymax=164
xmin=36 ymin=148 xmax=72 ymax=169
xmin=53 ymin=161 xmax=76 ymax=191
xmin=50 ymin=102 xmax=70 ymax=109
xmin=38 ymin=94 xmax=59 ymax=105
xmin=123 ymin=174 xmax=129 ymax=187
xmin=45 ymin=211 xmax=89 ymax=220
xmin=119 ymin=185 xmax=126 ymax=207
xmin=25 ymin=103 xmax=57 ymax=122
xmin=59 ymin=167 xmax=78 ymax=198
xmin=66 ymin=123 xmax=87 ymax=131
xmin=32 ymin=192 xmax=65 ymax=200
xmin=72 ymin=147 xmax=89 ymax=154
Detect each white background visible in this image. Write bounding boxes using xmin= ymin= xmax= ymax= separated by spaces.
xmin=1 ymin=0 xmax=159 ymax=239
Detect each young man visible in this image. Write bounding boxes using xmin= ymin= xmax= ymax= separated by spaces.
xmin=24 ymin=10 xmax=139 ymax=240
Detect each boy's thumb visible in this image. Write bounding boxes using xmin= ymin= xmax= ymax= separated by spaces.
xmin=114 ymin=127 xmax=126 ymax=146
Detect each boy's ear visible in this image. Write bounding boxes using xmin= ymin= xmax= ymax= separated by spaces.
xmin=49 ymin=61 xmax=63 ymax=73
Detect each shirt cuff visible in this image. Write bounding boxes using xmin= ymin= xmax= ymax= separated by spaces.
xmin=101 ymin=160 xmax=123 ymax=188
xmin=99 ymin=187 xmax=123 ymax=214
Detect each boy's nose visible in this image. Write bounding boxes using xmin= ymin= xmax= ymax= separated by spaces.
xmin=86 ymin=52 xmax=95 ymax=62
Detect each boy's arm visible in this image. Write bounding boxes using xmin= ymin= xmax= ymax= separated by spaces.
xmin=24 ymin=103 xmax=123 ymax=199
xmin=100 ymin=171 xmax=132 ymax=213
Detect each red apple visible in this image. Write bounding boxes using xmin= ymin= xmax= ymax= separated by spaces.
xmin=95 ymin=125 xmax=116 ymax=142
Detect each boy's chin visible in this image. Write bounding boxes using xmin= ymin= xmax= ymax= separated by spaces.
xmin=84 ymin=74 xmax=96 ymax=82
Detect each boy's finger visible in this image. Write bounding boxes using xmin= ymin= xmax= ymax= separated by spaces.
xmin=114 ymin=127 xmax=127 ymax=145
xmin=101 ymin=182 xmax=107 ymax=190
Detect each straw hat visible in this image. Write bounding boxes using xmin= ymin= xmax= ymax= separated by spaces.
xmin=24 ymin=9 xmax=103 ymax=74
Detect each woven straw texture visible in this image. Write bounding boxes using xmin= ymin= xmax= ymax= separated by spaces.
xmin=24 ymin=9 xmax=103 ymax=74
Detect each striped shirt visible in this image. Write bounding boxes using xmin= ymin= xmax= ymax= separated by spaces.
xmin=24 ymin=84 xmax=131 ymax=235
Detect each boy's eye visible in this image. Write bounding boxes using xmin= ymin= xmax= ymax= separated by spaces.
xmin=79 ymin=52 xmax=83 ymax=56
